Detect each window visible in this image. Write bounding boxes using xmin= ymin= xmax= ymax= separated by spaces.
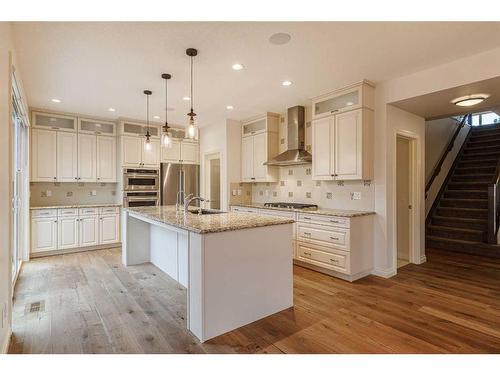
xmin=470 ymin=111 xmax=500 ymax=126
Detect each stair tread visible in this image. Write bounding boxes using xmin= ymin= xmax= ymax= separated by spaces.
xmin=427 ymin=225 xmax=484 ymax=234
xmin=438 ymin=206 xmax=487 ymax=211
xmin=440 ymin=198 xmax=488 ymax=202
xmin=432 ymin=215 xmax=487 ymax=223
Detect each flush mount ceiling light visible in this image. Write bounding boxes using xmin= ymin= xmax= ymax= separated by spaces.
xmin=51 ymin=98 xmax=61 ymax=103
xmin=282 ymin=80 xmax=292 ymax=87
xmin=232 ymin=63 xmax=244 ymax=71
xmin=269 ymin=32 xmax=291 ymax=45
xmin=107 ymin=107 xmax=116 ymax=112
xmin=226 ymin=105 xmax=234 ymax=110
xmin=143 ymin=90 xmax=153 ymax=151
xmin=451 ymin=93 xmax=490 ymax=107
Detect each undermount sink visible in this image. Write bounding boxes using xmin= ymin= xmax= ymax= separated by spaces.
xmin=188 ymin=208 xmax=226 ymax=215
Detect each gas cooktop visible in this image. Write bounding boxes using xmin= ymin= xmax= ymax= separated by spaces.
xmin=264 ymin=202 xmax=318 ymax=210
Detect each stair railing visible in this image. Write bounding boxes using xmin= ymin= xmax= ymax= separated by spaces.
xmin=487 ymin=161 xmax=500 ymax=244
xmin=425 ymin=114 xmax=472 ymax=198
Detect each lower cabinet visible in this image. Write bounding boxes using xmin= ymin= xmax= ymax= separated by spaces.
xmin=31 ymin=206 xmax=121 ymax=256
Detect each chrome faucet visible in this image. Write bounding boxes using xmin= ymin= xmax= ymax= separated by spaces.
xmin=184 ymin=194 xmax=209 ymax=213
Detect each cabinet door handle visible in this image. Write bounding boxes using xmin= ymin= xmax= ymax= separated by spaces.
xmin=303 ymin=252 xmax=311 ymax=256
xmin=303 ymin=232 xmax=311 ymax=236
xmin=53 ymin=220 xmax=57 ymax=223
xmin=53 ymin=177 xmax=57 ymax=180
xmin=330 ymin=236 xmax=339 ymax=241
xmin=302 ymin=216 xmax=311 ymax=220
xmin=330 ymin=258 xmax=339 ymax=263
xmin=330 ymin=110 xmax=339 ymax=114
xmin=330 ymin=220 xmax=340 ymax=223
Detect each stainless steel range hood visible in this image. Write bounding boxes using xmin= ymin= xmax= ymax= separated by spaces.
xmin=264 ymin=105 xmax=312 ymax=166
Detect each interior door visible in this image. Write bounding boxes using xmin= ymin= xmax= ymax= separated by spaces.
xmin=32 ymin=128 xmax=57 ymax=182
xmin=122 ymin=136 xmax=142 ymax=166
xmin=312 ymin=117 xmax=332 ymax=179
xmin=97 ymin=136 xmax=116 ymax=182
xmin=334 ymin=110 xmax=361 ymax=180
xmin=241 ymin=136 xmax=254 ymax=181
xmin=78 ymin=133 xmax=96 ymax=182
xmin=57 ymin=131 xmax=78 ymax=182
xmin=252 ymin=132 xmax=267 ymax=180
xmin=396 ymin=136 xmax=411 ymax=263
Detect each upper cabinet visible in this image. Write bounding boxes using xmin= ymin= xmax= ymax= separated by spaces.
xmin=118 ymin=120 xmax=163 ymax=168
xmin=118 ymin=120 xmax=160 ymax=138
xmin=32 ymin=111 xmax=77 ymax=132
xmin=78 ymin=117 xmax=116 ymax=136
xmin=240 ymin=113 xmax=279 ymax=182
xmin=312 ymin=80 xmax=374 ymax=120
xmin=31 ymin=110 xmax=118 ymax=183
xmin=160 ymin=139 xmax=199 ymax=164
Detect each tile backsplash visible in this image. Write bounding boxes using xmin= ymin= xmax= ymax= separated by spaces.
xmin=30 ymin=182 xmax=119 ymax=207
xmin=250 ymin=165 xmax=374 ymax=211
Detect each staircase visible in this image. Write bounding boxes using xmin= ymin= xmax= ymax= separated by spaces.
xmin=426 ymin=123 xmax=500 ymax=258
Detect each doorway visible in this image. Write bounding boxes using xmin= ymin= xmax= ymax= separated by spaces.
xmin=396 ymin=136 xmax=413 ymax=268
xmin=204 ymin=152 xmax=221 ymax=210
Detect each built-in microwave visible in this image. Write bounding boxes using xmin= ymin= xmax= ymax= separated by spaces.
xmin=123 ymin=191 xmax=159 ymax=207
xmin=123 ymin=168 xmax=159 ymax=191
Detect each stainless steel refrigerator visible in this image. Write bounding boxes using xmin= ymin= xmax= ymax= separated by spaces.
xmin=160 ymin=163 xmax=200 ymax=206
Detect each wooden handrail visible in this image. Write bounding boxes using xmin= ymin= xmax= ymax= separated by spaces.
xmin=425 ymin=114 xmax=471 ymax=196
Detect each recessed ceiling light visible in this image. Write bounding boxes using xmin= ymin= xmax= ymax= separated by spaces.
xmin=269 ymin=33 xmax=291 ymax=45
xmin=108 ymin=107 xmax=116 ymax=112
xmin=51 ymin=98 xmax=61 ymax=103
xmin=232 ymin=63 xmax=244 ymax=71
xmin=226 ymin=105 xmax=234 ymax=110
xmin=153 ymin=115 xmax=160 ymax=120
xmin=451 ymin=93 xmax=490 ymax=107
xmin=282 ymin=80 xmax=292 ymax=87
xmin=183 ymin=96 xmax=190 ymax=101
xmin=346 ymin=102 xmax=354 ymax=106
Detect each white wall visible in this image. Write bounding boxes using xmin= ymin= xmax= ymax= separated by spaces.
xmin=0 ymin=22 xmax=29 ymax=354
xmin=425 ymin=117 xmax=458 ymax=182
xmin=373 ymin=45 xmax=500 ymax=277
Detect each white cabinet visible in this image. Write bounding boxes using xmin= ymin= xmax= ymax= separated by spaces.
xmin=57 ymin=132 xmax=78 ymax=182
xmin=78 ymin=118 xmax=116 ymax=136
xmin=240 ymin=113 xmax=279 ymax=182
xmin=120 ymin=136 xmax=160 ymax=167
xmin=96 ymin=136 xmax=117 ymax=182
xmin=312 ymin=108 xmax=373 ymax=181
xmin=161 ymin=139 xmax=199 ymax=164
xmin=312 ymin=80 xmax=374 ymax=120
xmin=79 ymin=215 xmax=99 ymax=247
xmin=142 ymin=138 xmax=160 ymax=167
xmin=31 ymin=128 xmax=57 ymax=182
xmin=31 ymin=217 xmax=58 ymax=253
xmin=99 ymin=214 xmax=120 ymax=244
xmin=58 ymin=216 xmax=79 ymax=249
xmin=77 ymin=133 xmax=97 ymax=182
xmin=32 ymin=111 xmax=77 ymax=132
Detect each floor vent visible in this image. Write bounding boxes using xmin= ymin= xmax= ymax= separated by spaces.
xmin=26 ymin=301 xmax=45 ymax=314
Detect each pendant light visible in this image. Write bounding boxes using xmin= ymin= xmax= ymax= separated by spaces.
xmin=186 ymin=48 xmax=198 ymax=139
xmin=144 ymin=89 xmax=152 ymax=151
xmin=161 ymin=73 xmax=173 ymax=148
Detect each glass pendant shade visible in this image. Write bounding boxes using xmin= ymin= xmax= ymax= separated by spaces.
xmin=145 ymin=137 xmax=152 ymax=151
xmin=162 ymin=131 xmax=172 ymax=148
xmin=161 ymin=73 xmax=173 ymax=148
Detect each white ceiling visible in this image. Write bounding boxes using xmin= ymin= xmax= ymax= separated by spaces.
xmin=12 ymin=22 xmax=500 ymax=127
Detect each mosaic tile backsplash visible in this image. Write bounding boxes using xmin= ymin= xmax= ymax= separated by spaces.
xmin=249 ymin=165 xmax=375 ymax=211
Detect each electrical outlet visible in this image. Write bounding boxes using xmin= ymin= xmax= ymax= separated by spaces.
xmin=237 ymin=189 xmax=242 ymax=196
xmin=232 ymin=189 xmax=237 ymax=196
xmin=351 ymin=192 xmax=362 ymax=200
xmin=46 ymin=190 xmax=52 ymax=197
xmin=90 ymin=190 xmax=97 ymax=196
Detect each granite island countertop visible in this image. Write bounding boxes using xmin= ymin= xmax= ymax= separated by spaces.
xmin=30 ymin=203 xmax=122 ymax=210
xmin=230 ymin=203 xmax=375 ymax=217
xmin=125 ymin=205 xmax=295 ymax=234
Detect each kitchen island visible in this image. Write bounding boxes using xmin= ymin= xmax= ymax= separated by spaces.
xmin=121 ymin=206 xmax=294 ymax=342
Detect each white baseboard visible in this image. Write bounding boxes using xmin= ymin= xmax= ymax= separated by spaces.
xmin=419 ymin=254 xmax=427 ymax=264
xmin=371 ymin=267 xmax=397 ymax=278
xmin=1 ymin=329 xmax=12 ymax=354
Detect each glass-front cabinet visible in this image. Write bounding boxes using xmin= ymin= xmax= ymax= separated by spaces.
xmin=119 ymin=120 xmax=160 ymax=138
xmin=32 ymin=111 xmax=77 ymax=132
xmin=78 ymin=118 xmax=116 ymax=136
xmin=311 ymin=80 xmax=374 ymax=119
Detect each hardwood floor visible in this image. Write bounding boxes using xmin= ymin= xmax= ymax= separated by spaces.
xmin=8 ymin=247 xmax=500 ymax=354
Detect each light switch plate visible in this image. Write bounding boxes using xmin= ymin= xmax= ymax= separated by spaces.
xmin=237 ymin=189 xmax=242 ymax=196
xmin=232 ymin=189 xmax=237 ymax=196
xmin=90 ymin=190 xmax=97 ymax=196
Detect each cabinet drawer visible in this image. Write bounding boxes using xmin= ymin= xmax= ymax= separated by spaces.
xmin=31 ymin=209 xmax=57 ymax=218
xmin=254 ymin=208 xmax=295 ymax=219
xmin=297 ymin=223 xmax=348 ymax=250
xmin=99 ymin=206 xmax=119 ymax=215
xmin=296 ymin=242 xmax=350 ymax=274
xmin=79 ymin=207 xmax=98 ymax=216
xmin=58 ymin=208 xmax=78 ymax=216
xmin=298 ymin=213 xmax=349 ymax=228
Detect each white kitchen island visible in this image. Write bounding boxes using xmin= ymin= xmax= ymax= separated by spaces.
xmin=121 ymin=206 xmax=294 ymax=342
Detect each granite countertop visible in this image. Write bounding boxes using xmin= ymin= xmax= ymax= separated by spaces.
xmin=125 ymin=205 xmax=295 ymax=234
xmin=30 ymin=203 xmax=122 ymax=210
xmin=231 ymin=203 xmax=375 ymax=218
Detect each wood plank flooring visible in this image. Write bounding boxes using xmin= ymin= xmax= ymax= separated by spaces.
xmin=8 ymin=247 xmax=500 ymax=354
